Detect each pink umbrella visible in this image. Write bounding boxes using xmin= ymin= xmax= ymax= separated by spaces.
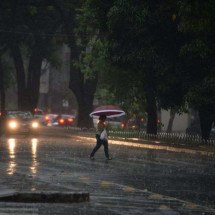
xmin=89 ymin=105 xmax=126 ymax=118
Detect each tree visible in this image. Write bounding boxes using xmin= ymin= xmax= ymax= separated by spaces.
xmin=67 ymin=0 xmax=118 ymax=128
xmin=0 ymin=56 xmax=6 ymax=113
xmin=69 ymin=40 xmax=98 ymax=128
xmin=178 ymin=0 xmax=215 ymax=140
xmin=102 ymin=0 xmax=185 ymax=134
xmin=76 ymin=0 xmax=158 ymax=133
xmin=0 ymin=0 xmax=73 ymax=112
xmin=75 ymin=0 xmax=215 ymax=138
xmin=53 ymin=0 xmax=98 ymax=128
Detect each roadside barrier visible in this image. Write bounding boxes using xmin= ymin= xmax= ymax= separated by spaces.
xmin=108 ymin=130 xmax=215 ymax=146
xmin=43 ymin=126 xmax=215 ymax=146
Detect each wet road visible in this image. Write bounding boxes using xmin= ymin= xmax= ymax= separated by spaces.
xmin=0 ymin=128 xmax=215 ymax=214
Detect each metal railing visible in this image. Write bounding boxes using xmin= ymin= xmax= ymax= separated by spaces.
xmin=108 ymin=130 xmax=215 ymax=146
xmin=44 ymin=126 xmax=215 ymax=146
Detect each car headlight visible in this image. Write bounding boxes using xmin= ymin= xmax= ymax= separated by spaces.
xmin=8 ymin=121 xmax=18 ymax=129
xmin=31 ymin=121 xmax=39 ymax=128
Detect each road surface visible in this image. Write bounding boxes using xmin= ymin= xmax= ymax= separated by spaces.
xmin=0 ymin=127 xmax=215 ymax=214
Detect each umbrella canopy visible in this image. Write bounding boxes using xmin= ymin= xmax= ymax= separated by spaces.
xmin=89 ymin=105 xmax=126 ymax=118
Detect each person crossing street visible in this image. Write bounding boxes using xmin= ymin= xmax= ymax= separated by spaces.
xmin=89 ymin=114 xmax=112 ymax=160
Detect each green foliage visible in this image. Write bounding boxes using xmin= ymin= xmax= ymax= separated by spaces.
xmin=178 ymin=0 xmax=215 ymax=109
xmin=29 ymin=6 xmax=38 ymax=16
xmin=180 ymin=39 xmax=210 ymax=58
xmin=178 ymin=0 xmax=214 ymax=33
xmin=77 ymin=0 xmax=184 ymax=117
xmin=76 ymin=0 xmax=215 ymax=137
xmin=78 ymin=38 xmax=109 ymax=80
xmin=186 ymin=77 xmax=215 ymax=108
xmin=94 ymin=87 xmax=117 ymax=105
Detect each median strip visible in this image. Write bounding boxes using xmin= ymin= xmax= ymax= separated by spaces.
xmin=0 ymin=191 xmax=89 ymax=203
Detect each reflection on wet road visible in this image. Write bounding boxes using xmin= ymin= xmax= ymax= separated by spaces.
xmin=0 ymin=132 xmax=215 ymax=214
xmin=30 ymin=138 xmax=38 ymax=177
xmin=7 ymin=138 xmax=16 ymax=175
xmin=6 ymin=138 xmax=39 ymax=177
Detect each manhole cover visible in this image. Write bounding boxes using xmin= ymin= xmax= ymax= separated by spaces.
xmin=0 ymin=191 xmax=89 ymax=203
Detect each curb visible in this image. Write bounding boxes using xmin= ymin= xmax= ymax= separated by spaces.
xmin=0 ymin=191 xmax=90 ymax=203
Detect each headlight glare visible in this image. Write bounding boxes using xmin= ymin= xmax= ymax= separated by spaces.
xmin=8 ymin=121 xmax=18 ymax=129
xmin=32 ymin=122 xmax=39 ymax=128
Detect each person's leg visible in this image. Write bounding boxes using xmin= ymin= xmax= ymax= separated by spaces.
xmin=102 ymin=140 xmax=110 ymax=158
xmin=90 ymin=135 xmax=102 ymax=157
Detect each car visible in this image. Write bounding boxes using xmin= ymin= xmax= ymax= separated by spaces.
xmin=33 ymin=108 xmax=45 ymax=124
xmin=92 ymin=116 xmax=125 ymax=129
xmin=53 ymin=114 xmax=76 ymax=127
xmin=1 ymin=110 xmax=40 ymax=136
xmin=43 ymin=113 xmax=58 ymax=126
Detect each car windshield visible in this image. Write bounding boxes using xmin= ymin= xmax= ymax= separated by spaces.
xmin=8 ymin=111 xmax=33 ymax=119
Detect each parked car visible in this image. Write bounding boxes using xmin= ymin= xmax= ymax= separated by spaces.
xmin=53 ymin=114 xmax=76 ymax=127
xmin=1 ymin=110 xmax=40 ymax=136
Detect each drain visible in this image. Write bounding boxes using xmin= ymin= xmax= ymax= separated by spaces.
xmin=0 ymin=191 xmax=89 ymax=203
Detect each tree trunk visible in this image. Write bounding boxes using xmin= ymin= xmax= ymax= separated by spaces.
xmin=27 ymin=40 xmax=44 ymax=112
xmin=0 ymin=56 xmax=6 ymax=136
xmin=10 ymin=42 xmax=26 ymax=109
xmin=145 ymin=69 xmax=157 ymax=134
xmin=166 ymin=108 xmax=176 ymax=133
xmin=0 ymin=56 xmax=6 ymax=113
xmin=78 ymin=78 xmax=98 ymax=128
xmin=11 ymin=40 xmax=44 ymax=112
xmin=198 ymin=105 xmax=214 ymax=141
xmin=69 ymin=43 xmax=97 ymax=128
xmin=145 ymin=88 xmax=157 ymax=134
xmin=69 ymin=64 xmax=97 ymax=128
xmin=146 ymin=96 xmax=157 ymax=134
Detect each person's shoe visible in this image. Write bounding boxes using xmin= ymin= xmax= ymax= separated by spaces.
xmin=89 ymin=156 xmax=95 ymax=160
xmin=106 ymin=157 xmax=112 ymax=160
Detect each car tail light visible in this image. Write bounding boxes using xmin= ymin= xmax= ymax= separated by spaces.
xmin=45 ymin=115 xmax=50 ymax=121
xmin=59 ymin=118 xmax=65 ymax=124
xmin=68 ymin=118 xmax=74 ymax=123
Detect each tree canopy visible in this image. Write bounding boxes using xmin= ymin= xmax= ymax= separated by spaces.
xmin=0 ymin=0 xmax=78 ymax=112
xmin=77 ymin=0 xmax=215 ymax=138
xmin=0 ymin=0 xmax=214 ymax=139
